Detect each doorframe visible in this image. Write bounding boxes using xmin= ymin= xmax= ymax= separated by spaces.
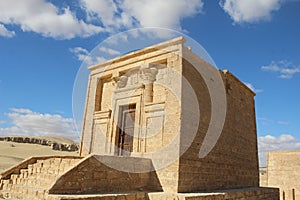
xmin=108 ymin=85 xmax=144 ymax=156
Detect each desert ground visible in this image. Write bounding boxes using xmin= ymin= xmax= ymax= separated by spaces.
xmin=0 ymin=136 xmax=79 ymax=173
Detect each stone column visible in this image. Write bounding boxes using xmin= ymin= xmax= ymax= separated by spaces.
xmin=140 ymin=64 xmax=158 ymax=103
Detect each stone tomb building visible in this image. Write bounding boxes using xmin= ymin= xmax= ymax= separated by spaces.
xmin=0 ymin=37 xmax=279 ymax=199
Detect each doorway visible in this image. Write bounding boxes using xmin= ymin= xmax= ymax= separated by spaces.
xmin=116 ymin=104 xmax=136 ymax=156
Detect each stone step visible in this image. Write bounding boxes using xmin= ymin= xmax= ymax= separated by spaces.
xmin=28 ymin=158 xmax=79 ymax=175
xmin=19 ymin=177 xmax=56 ymax=188
xmin=9 ymin=184 xmax=47 ymax=200
xmin=12 ymin=171 xmax=59 ymax=182
xmin=0 ymin=157 xmax=82 ymax=200
xmin=11 ymin=174 xmax=19 ymax=184
xmin=1 ymin=179 xmax=12 ymax=190
xmin=20 ymin=169 xmax=29 ymax=178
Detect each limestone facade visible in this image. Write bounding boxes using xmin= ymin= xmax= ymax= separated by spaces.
xmin=0 ymin=37 xmax=280 ymax=199
xmin=80 ymin=37 xmax=263 ymax=193
xmin=267 ymin=150 xmax=300 ymax=200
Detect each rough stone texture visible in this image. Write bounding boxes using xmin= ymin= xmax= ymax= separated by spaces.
xmin=177 ymin=50 xmax=259 ymax=192
xmin=260 ymin=167 xmax=267 ymax=186
xmin=267 ymin=150 xmax=300 ymax=200
xmin=0 ymin=37 xmax=280 ymax=199
xmin=46 ymin=188 xmax=279 ymax=200
xmin=0 ymin=156 xmax=82 ymax=199
xmin=80 ymin=38 xmax=183 ymax=192
xmin=79 ymin=36 xmax=261 ymax=193
xmin=49 ymin=155 xmax=162 ymax=194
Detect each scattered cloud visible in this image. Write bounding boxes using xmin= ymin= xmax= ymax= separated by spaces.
xmin=0 ymin=24 xmax=15 ymax=38
xmin=0 ymin=0 xmax=204 ymax=39
xmin=0 ymin=108 xmax=79 ymax=141
xmin=220 ymin=0 xmax=282 ymax=24
xmin=99 ymin=46 xmax=121 ymax=56
xmin=0 ymin=0 xmax=103 ymax=39
xmin=258 ymin=134 xmax=300 ymax=166
xmin=258 ymin=117 xmax=290 ymax=125
xmin=105 ymin=33 xmax=129 ymax=45
xmin=261 ymin=60 xmax=300 ymax=79
xmin=80 ymin=0 xmax=134 ymax=30
xmin=258 ymin=117 xmax=274 ymax=123
xmin=244 ymin=82 xmax=263 ymax=93
xmin=277 ymin=121 xmax=290 ymax=125
xmin=70 ymin=47 xmax=106 ymax=66
xmin=80 ymin=0 xmax=204 ymax=32
xmin=120 ymin=0 xmax=204 ymax=31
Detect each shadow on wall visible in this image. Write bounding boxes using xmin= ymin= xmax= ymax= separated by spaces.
xmin=49 ymin=155 xmax=163 ymax=194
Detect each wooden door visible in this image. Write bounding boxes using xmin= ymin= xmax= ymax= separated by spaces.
xmin=117 ymin=104 xmax=136 ymax=156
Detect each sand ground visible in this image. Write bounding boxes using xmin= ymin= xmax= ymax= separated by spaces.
xmin=0 ymin=139 xmax=78 ymax=173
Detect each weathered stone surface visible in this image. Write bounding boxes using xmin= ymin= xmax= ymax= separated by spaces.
xmin=47 ymin=187 xmax=279 ymax=200
xmin=49 ymin=155 xmax=162 ymax=195
xmin=79 ymin=36 xmax=262 ymax=193
xmin=0 ymin=156 xmax=82 ymax=199
xmin=267 ymin=150 xmax=300 ymax=200
xmin=0 ymin=37 xmax=279 ymax=199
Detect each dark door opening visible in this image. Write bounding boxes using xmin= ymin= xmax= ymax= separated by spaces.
xmin=116 ymin=104 xmax=136 ymax=156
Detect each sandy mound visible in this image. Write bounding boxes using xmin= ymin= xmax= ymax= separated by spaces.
xmin=0 ymin=137 xmax=79 ymax=173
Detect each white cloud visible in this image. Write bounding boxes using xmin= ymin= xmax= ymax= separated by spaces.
xmin=80 ymin=0 xmax=204 ymax=32
xmin=80 ymin=0 xmax=131 ymax=30
xmin=0 ymin=24 xmax=15 ymax=38
xmin=258 ymin=117 xmax=290 ymax=126
xmin=244 ymin=82 xmax=263 ymax=93
xmin=258 ymin=134 xmax=300 ymax=166
xmin=261 ymin=60 xmax=300 ymax=79
xmin=99 ymin=46 xmax=121 ymax=56
xmin=70 ymin=47 xmax=106 ymax=66
xmin=277 ymin=121 xmax=289 ymax=125
xmin=0 ymin=0 xmax=103 ymax=39
xmin=220 ymin=0 xmax=282 ymax=23
xmin=105 ymin=33 xmax=129 ymax=45
xmin=10 ymin=108 xmax=33 ymax=114
xmin=121 ymin=0 xmax=203 ymax=30
xmin=0 ymin=108 xmax=80 ymax=141
xmin=0 ymin=0 xmax=204 ymax=39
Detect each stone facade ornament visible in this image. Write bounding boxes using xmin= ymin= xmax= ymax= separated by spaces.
xmin=139 ymin=64 xmax=158 ymax=103
xmin=113 ymin=75 xmax=128 ymax=88
xmin=139 ymin=64 xmax=158 ymax=83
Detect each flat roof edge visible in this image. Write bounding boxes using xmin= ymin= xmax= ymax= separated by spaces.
xmin=222 ymin=70 xmax=256 ymax=96
xmin=88 ymin=36 xmax=185 ymax=71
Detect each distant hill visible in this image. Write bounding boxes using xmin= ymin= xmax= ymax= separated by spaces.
xmin=0 ymin=136 xmax=79 ymax=173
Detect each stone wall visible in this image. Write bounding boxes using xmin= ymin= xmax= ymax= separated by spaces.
xmin=49 ymin=155 xmax=162 ymax=194
xmin=80 ymin=37 xmax=261 ymax=193
xmin=79 ymin=38 xmax=185 ymax=192
xmin=80 ymin=37 xmax=185 ymax=158
xmin=177 ymin=49 xmax=259 ymax=192
xmin=267 ymin=150 xmax=300 ymax=200
xmin=149 ymin=187 xmax=279 ymax=200
xmin=260 ymin=167 xmax=267 ymax=186
xmin=47 ymin=187 xmax=279 ymax=200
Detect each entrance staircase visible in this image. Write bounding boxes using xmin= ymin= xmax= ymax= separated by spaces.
xmin=0 ymin=156 xmax=82 ymax=199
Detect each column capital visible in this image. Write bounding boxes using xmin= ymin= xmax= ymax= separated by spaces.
xmin=139 ymin=63 xmax=158 ymax=83
xmin=113 ymin=75 xmax=128 ymax=88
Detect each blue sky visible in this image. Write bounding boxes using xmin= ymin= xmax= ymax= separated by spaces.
xmin=0 ymin=0 xmax=299 ymax=166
